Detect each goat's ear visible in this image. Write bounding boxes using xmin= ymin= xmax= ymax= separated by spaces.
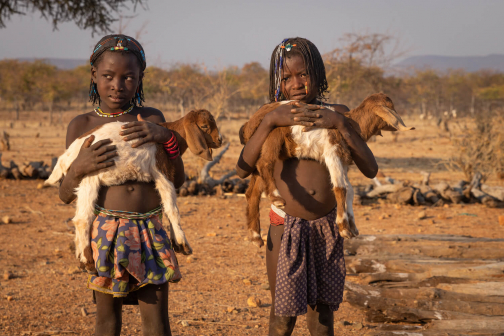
xmin=239 ymin=124 xmax=246 ymax=145
xmin=374 ymin=106 xmax=415 ymax=131
xmin=184 ymin=119 xmax=213 ymax=161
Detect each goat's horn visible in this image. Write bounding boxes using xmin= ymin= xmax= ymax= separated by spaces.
xmin=377 ymin=106 xmax=415 ymax=131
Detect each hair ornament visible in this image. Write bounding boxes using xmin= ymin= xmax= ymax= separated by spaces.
xmin=281 ymin=43 xmax=297 ymax=52
xmin=111 ymin=39 xmax=128 ymax=51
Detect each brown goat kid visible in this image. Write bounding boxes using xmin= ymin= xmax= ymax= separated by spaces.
xmin=240 ymin=93 xmax=414 ymax=247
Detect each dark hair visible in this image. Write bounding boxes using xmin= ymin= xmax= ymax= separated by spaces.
xmin=268 ymin=37 xmax=328 ymax=103
xmin=89 ymin=34 xmax=147 ymax=106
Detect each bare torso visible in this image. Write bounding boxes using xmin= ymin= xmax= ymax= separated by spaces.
xmin=274 ymin=158 xmax=336 ymax=220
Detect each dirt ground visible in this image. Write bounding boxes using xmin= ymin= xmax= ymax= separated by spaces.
xmin=0 ymin=112 xmax=503 ymax=336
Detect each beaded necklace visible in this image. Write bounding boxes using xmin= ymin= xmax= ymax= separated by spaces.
xmin=94 ymin=104 xmax=134 ymax=118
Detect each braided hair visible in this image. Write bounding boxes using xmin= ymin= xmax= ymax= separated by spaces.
xmin=89 ymin=34 xmax=147 ymax=106
xmin=268 ymin=37 xmax=328 ymax=103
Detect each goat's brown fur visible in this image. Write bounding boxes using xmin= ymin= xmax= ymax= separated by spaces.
xmin=240 ymin=93 xmax=414 ymax=247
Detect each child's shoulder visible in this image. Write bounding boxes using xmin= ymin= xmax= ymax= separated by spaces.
xmin=136 ymin=106 xmax=166 ymax=123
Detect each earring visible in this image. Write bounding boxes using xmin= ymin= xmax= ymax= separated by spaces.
xmin=136 ymin=87 xmax=141 ymax=105
xmin=305 ymin=82 xmax=308 ymax=95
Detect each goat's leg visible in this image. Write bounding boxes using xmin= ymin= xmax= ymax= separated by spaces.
xmin=323 ymin=150 xmax=354 ymax=239
xmin=151 ymin=168 xmax=192 ymax=255
xmin=258 ymin=133 xmax=287 ymax=208
xmin=73 ymin=176 xmax=100 ymax=271
xmin=246 ymin=174 xmax=264 ymax=247
xmin=345 ymin=173 xmax=359 ymax=237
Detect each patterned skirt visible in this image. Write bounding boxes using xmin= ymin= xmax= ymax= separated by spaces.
xmin=87 ymin=206 xmax=182 ymax=298
xmin=274 ymin=207 xmax=346 ymax=316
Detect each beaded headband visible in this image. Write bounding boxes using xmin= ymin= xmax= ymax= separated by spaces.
xmin=89 ymin=35 xmax=146 ymax=70
xmin=273 ymin=39 xmax=298 ymax=101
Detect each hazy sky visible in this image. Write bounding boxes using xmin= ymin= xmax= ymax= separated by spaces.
xmin=1 ymin=0 xmax=503 ymax=69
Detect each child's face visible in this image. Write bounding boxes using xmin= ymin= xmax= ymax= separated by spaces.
xmin=281 ymin=55 xmax=317 ymax=103
xmin=91 ymin=52 xmax=142 ymax=111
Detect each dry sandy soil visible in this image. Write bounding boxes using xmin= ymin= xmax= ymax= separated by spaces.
xmin=0 ymin=112 xmax=503 ymax=336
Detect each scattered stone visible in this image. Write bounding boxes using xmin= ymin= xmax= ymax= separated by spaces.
xmin=499 ymin=216 xmax=504 ymax=227
xmin=68 ymin=266 xmax=80 ymax=275
xmin=3 ymin=272 xmax=12 ymax=280
xmin=227 ymin=306 xmax=236 ymax=313
xmin=68 ymin=241 xmax=76 ymax=253
xmin=255 ymin=325 xmax=259 ymax=328
xmin=443 ymin=204 xmax=450 ymax=208
xmin=244 ymin=237 xmax=249 ymax=241
xmin=232 ymin=309 xmax=239 ymax=314
xmin=353 ymin=322 xmax=363 ymax=330
xmin=247 ymin=296 xmax=261 ymax=308
xmin=36 ymin=182 xmax=46 ymax=189
xmin=186 ymin=256 xmax=195 ymax=264
xmin=242 ymin=279 xmax=252 ymax=286
xmin=6 ymin=296 xmax=13 ymax=302
xmin=417 ymin=211 xmax=427 ymax=220
xmin=206 ymin=232 xmax=217 ymax=237
xmin=394 ymin=204 xmax=401 ymax=210
xmin=261 ymin=284 xmax=270 ymax=290
xmin=2 ymin=216 xmax=11 ymax=224
xmin=81 ymin=308 xmax=88 ymax=317
xmin=429 ymin=219 xmax=435 ymax=225
xmin=437 ymin=213 xmax=447 ymax=220
xmin=180 ymin=320 xmax=189 ymax=327
xmin=54 ymin=248 xmax=61 ymax=255
xmin=261 ymin=234 xmax=267 ymax=241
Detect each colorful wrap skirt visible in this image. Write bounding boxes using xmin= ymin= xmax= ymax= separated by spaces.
xmin=273 ymin=207 xmax=346 ymax=316
xmin=87 ymin=206 xmax=182 ymax=298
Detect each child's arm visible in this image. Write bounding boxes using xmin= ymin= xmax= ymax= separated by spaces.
xmin=59 ymin=117 xmax=118 ymax=204
xmin=236 ymin=104 xmax=321 ymax=178
xmin=293 ymin=103 xmax=378 ymax=178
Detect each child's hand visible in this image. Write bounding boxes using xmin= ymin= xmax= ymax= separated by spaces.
xmin=265 ymin=103 xmax=321 ymax=128
xmin=72 ymin=135 xmax=117 ymax=178
xmin=291 ymin=102 xmax=347 ymax=132
xmin=121 ymin=114 xmax=172 ymax=148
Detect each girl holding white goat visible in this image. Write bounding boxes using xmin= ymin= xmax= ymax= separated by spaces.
xmin=58 ymin=35 xmax=183 ymax=336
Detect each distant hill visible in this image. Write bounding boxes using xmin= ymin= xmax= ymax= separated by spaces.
xmin=15 ymin=58 xmax=88 ymax=69
xmin=394 ymin=54 xmax=504 ymax=73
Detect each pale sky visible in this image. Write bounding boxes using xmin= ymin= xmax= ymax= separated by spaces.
xmin=1 ymin=0 xmax=503 ymax=69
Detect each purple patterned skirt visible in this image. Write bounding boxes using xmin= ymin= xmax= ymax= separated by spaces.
xmin=86 ymin=206 xmax=182 ymax=298
xmin=274 ymin=207 xmax=346 ymax=316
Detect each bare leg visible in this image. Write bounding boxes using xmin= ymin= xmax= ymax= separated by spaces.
xmin=137 ymin=283 xmax=171 ymax=336
xmin=266 ymin=225 xmax=297 ymax=336
xmin=94 ymin=291 xmax=123 ymax=336
xmin=306 ymin=304 xmax=334 ymax=336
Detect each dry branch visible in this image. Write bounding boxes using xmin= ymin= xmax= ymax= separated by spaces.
xmin=199 ymin=142 xmax=236 ymax=188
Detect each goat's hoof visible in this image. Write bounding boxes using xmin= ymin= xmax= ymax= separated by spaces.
xmin=172 ymin=239 xmax=193 ymax=255
xmin=251 ymin=236 xmax=264 ymax=248
xmin=271 ymin=197 xmax=286 ymax=209
xmin=339 ymin=229 xmax=354 ymax=239
xmin=181 ymin=244 xmax=193 ymax=255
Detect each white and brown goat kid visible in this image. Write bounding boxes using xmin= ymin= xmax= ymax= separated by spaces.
xmin=240 ymin=93 xmax=414 ymax=246
xmin=45 ymin=110 xmax=222 ymax=266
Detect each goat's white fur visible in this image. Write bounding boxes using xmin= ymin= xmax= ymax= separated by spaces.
xmin=45 ymin=121 xmax=190 ymax=263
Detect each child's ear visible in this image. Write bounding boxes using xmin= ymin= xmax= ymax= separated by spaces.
xmin=91 ymin=66 xmax=98 ymax=82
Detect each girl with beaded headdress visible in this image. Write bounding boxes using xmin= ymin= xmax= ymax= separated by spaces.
xmin=236 ymin=38 xmax=378 ymax=335
xmin=59 ymin=34 xmax=184 ymax=335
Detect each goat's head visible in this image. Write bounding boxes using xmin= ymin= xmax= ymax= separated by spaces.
xmin=353 ymin=93 xmax=414 ymax=141
xmin=183 ymin=109 xmax=222 ymax=161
